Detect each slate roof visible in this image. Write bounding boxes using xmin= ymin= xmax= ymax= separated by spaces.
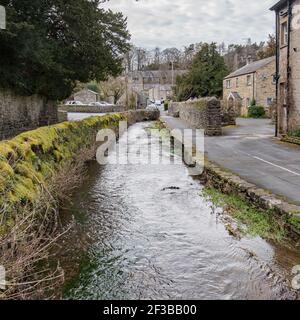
xmin=224 ymin=56 xmax=275 ymax=79
xmin=229 ymin=92 xmax=242 ymax=100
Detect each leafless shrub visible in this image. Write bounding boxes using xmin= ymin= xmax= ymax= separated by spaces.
xmin=0 ymin=143 xmax=97 ymax=300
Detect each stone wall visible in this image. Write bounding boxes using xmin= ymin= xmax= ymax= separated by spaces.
xmin=0 ymin=90 xmax=58 ymax=140
xmin=0 ymin=110 xmax=160 ymax=213
xmin=58 ymin=104 xmax=125 ymax=113
xmin=255 ymin=60 xmax=276 ymax=109
xmin=168 ymin=98 xmax=222 ymax=136
xmin=289 ymin=0 xmax=300 ymax=132
xmin=220 ymin=100 xmax=236 ymax=126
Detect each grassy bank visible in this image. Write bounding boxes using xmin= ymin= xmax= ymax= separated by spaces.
xmin=202 ymin=187 xmax=287 ymax=242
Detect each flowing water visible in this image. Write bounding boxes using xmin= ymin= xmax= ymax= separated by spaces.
xmin=59 ymin=122 xmax=300 ymax=300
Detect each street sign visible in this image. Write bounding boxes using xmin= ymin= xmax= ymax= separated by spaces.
xmin=0 ymin=5 xmax=6 ymax=30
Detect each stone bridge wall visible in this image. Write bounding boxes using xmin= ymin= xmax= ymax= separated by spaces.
xmin=0 ymin=90 xmax=58 ymax=140
xmin=169 ymin=98 xmax=222 ymax=136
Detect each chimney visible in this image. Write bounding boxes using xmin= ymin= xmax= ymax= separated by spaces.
xmin=246 ymin=55 xmax=253 ymax=65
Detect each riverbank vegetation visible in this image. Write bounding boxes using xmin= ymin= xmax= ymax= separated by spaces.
xmin=0 ymin=114 xmax=126 ymax=299
xmin=202 ymin=187 xmax=287 ymax=243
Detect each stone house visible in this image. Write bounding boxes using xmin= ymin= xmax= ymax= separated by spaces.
xmin=271 ymin=0 xmax=300 ymax=136
xmin=73 ymin=89 xmax=99 ymax=105
xmin=128 ymin=70 xmax=187 ymax=104
xmin=223 ymin=57 xmax=276 ymax=116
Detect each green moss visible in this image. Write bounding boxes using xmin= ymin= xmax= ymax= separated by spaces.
xmin=13 ymin=177 xmax=38 ymax=203
xmin=288 ymin=215 xmax=300 ymax=230
xmin=194 ymin=100 xmax=206 ymax=110
xmin=0 ymin=144 xmax=17 ymax=161
xmin=0 ymin=160 xmax=14 ymax=177
xmin=0 ymin=113 xmax=124 ymax=211
xmin=202 ymin=187 xmax=286 ymax=242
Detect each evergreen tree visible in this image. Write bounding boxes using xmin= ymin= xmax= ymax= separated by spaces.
xmin=0 ymin=0 xmax=130 ymax=100
xmin=175 ymin=43 xmax=228 ymax=101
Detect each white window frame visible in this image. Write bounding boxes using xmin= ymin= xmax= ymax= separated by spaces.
xmin=281 ymin=21 xmax=288 ymax=46
xmin=247 ymin=75 xmax=252 ymax=86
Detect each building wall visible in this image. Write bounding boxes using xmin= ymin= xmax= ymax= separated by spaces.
xmin=0 ymin=90 xmax=58 ymax=139
xmin=127 ymin=70 xmax=186 ymax=103
xmin=289 ymin=0 xmax=300 ymax=131
xmin=223 ymin=60 xmax=275 ymax=116
xmin=223 ymin=73 xmax=255 ymax=116
xmin=277 ymin=0 xmax=300 ymax=134
xmin=255 ymin=62 xmax=276 ymax=109
xmin=74 ymin=89 xmax=98 ymax=104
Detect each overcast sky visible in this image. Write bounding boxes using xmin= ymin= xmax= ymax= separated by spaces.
xmin=102 ymin=0 xmax=276 ymax=49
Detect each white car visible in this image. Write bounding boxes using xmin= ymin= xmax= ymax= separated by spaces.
xmin=65 ymin=100 xmax=83 ymax=105
xmin=89 ymin=101 xmax=114 ymax=107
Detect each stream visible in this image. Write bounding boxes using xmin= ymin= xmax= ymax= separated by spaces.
xmin=58 ymin=121 xmax=300 ymax=300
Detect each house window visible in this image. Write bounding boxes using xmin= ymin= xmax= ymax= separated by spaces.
xmin=226 ymin=80 xmax=231 ymax=89
xmin=247 ymin=75 xmax=252 ymax=86
xmin=236 ymin=78 xmax=239 ymax=88
xmin=246 ymin=98 xmax=250 ymax=107
xmin=267 ymin=97 xmax=273 ymax=106
xmin=281 ymin=22 xmax=288 ymax=46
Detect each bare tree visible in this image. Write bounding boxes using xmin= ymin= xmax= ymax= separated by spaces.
xmin=100 ymin=76 xmax=126 ymax=104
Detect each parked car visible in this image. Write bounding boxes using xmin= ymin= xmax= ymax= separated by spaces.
xmin=100 ymin=101 xmax=114 ymax=107
xmin=89 ymin=102 xmax=107 ymax=107
xmin=155 ymin=100 xmax=162 ymax=107
xmin=89 ymin=101 xmax=114 ymax=107
xmin=65 ymin=100 xmax=83 ymax=105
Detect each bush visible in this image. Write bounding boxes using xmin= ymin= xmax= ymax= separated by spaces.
xmin=248 ymin=105 xmax=266 ymax=118
xmin=289 ymin=130 xmax=300 ymax=138
xmin=164 ymin=101 xmax=169 ymax=111
xmin=86 ymin=83 xmax=100 ymax=93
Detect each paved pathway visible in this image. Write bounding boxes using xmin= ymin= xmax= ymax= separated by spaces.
xmin=161 ymin=116 xmax=300 ymax=205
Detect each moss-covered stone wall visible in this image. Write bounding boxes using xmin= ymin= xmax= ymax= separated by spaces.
xmin=168 ymin=98 xmax=222 ymax=136
xmin=0 ymin=109 xmax=160 ymax=218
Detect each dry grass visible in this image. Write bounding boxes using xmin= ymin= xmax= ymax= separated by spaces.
xmin=0 ymin=143 xmax=97 ymax=300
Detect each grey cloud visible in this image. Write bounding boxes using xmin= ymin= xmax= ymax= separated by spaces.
xmin=102 ymin=0 xmax=276 ymax=48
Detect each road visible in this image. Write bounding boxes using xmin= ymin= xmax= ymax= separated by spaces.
xmin=161 ymin=116 xmax=300 ymax=205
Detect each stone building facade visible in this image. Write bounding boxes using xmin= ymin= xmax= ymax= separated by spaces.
xmin=73 ymin=89 xmax=99 ymax=105
xmin=271 ymin=0 xmax=300 ymax=135
xmin=0 ymin=90 xmax=58 ymax=139
xmin=128 ymin=70 xmax=187 ymax=104
xmin=223 ymin=57 xmax=276 ymax=116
